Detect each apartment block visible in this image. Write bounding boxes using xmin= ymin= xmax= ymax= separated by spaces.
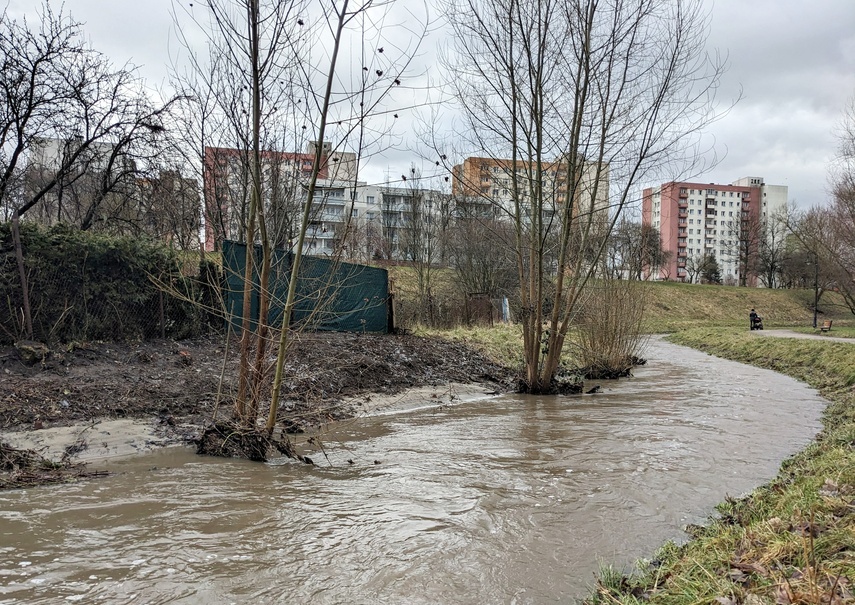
xmin=642 ymin=177 xmax=788 ymax=283
xmin=451 ymin=156 xmax=609 ymax=221
xmin=202 ymin=142 xmax=358 ymax=252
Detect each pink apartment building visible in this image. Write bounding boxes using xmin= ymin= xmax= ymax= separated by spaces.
xmin=641 ymin=177 xmax=787 ymax=283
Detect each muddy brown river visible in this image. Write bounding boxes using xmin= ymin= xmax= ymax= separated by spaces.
xmin=0 ymin=338 xmax=825 ymax=604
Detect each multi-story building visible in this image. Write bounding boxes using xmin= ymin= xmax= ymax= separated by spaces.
xmin=202 ymin=142 xmax=358 ymax=252
xmin=364 ymin=185 xmax=450 ymax=261
xmin=202 ymin=142 xmax=455 ymax=261
xmin=451 ymin=156 xmax=610 ymax=221
xmin=22 ymin=136 xmax=137 ymax=227
xmin=642 ymin=177 xmax=788 ymax=283
xmin=303 ymin=180 xmax=382 ymax=258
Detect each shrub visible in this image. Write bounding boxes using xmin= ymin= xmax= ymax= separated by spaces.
xmin=0 ymin=222 xmax=219 ymax=344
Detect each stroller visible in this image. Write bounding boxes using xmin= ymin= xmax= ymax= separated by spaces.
xmin=750 ymin=315 xmax=764 ymax=330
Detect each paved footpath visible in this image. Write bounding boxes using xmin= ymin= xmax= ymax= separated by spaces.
xmin=754 ymin=329 xmax=855 ymax=344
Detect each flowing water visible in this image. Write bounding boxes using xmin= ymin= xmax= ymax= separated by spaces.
xmin=0 ymin=338 xmax=825 ymax=604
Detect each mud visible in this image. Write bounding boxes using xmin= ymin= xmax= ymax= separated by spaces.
xmin=0 ymin=332 xmax=515 ymax=435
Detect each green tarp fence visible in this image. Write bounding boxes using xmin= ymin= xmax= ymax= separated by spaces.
xmin=222 ymin=240 xmax=391 ymax=334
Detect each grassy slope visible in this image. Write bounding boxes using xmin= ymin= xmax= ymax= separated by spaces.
xmin=418 ymin=282 xmax=853 ymax=372
xmin=386 ymin=263 xmax=853 ymax=332
xmin=639 ymin=281 xmax=852 ymax=332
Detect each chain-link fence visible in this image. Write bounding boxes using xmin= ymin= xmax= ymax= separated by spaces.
xmin=1 ymin=222 xmax=220 ymax=345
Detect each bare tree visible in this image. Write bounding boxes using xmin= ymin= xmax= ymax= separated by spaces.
xmin=827 ymin=96 xmax=855 ymax=314
xmin=684 ymin=252 xmax=705 ymax=283
xmin=438 ymin=0 xmax=725 ymax=392
xmin=0 ymin=3 xmax=177 ymax=227
xmin=398 ymin=166 xmax=444 ymax=322
xmin=448 ymin=203 xmax=517 ymax=299
xmin=137 ymin=162 xmax=203 ymax=249
xmin=603 ymin=219 xmax=669 ymax=280
xmin=754 ymin=206 xmax=791 ymax=288
xmin=176 ymin=0 xmax=427 ymax=452
xmin=784 ymin=95 xmax=855 ymax=315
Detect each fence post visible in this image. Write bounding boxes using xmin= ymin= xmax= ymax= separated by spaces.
xmin=11 ymin=213 xmax=33 ymax=340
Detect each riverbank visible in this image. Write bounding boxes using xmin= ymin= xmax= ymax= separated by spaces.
xmin=589 ymin=328 xmax=855 ymax=604
xmin=1 ymin=382 xmax=498 ymax=463
xmin=0 ymin=332 xmax=516 ymax=487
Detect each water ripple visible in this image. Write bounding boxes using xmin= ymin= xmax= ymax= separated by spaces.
xmin=0 ymin=338 xmax=824 ymax=604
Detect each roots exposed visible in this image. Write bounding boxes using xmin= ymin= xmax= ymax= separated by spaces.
xmin=196 ymin=421 xmax=295 ymax=462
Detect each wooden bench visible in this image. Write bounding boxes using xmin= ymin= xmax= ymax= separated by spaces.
xmin=820 ymin=320 xmax=832 ymax=332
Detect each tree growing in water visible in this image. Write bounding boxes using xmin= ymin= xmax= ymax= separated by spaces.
xmin=173 ymin=0 xmax=427 ymax=458
xmin=438 ymin=0 xmax=728 ymax=393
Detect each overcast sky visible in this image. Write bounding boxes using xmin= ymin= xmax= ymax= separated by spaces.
xmin=6 ymin=0 xmax=855 ymax=208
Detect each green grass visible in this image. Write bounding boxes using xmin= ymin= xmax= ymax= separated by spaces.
xmin=384 ymin=264 xmax=854 ymax=333
xmin=789 ymin=325 xmax=855 ymax=339
xmin=418 ymin=323 xmax=526 ymax=371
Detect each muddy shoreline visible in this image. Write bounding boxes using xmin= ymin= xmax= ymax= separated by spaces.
xmin=2 ymin=381 xmax=500 ymax=464
xmin=1 ymin=332 xmax=516 ymax=483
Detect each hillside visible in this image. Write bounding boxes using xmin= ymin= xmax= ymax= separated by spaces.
xmin=639 ymin=281 xmax=852 ymax=331
xmin=386 ymin=262 xmax=852 ymax=332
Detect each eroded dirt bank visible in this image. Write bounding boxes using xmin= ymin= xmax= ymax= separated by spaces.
xmin=0 ymin=332 xmax=516 ymax=474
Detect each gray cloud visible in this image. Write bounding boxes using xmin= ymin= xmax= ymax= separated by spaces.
xmin=701 ymin=0 xmax=855 ymax=204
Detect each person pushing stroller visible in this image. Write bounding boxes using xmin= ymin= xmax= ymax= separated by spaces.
xmin=749 ymin=308 xmax=763 ymax=330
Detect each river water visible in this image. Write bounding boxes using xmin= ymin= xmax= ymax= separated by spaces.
xmin=0 ymin=338 xmax=825 ymax=604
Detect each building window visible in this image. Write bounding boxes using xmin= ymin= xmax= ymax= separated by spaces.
xmin=367 ymin=195 xmax=375 ymax=204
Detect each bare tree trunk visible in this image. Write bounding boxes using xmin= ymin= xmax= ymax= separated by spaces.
xmin=11 ymin=213 xmax=33 ymax=340
xmin=440 ymin=0 xmax=725 ymax=392
xmin=267 ymin=0 xmax=350 ymax=432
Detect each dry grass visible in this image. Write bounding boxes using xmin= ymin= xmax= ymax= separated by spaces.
xmin=639 ymin=281 xmax=853 ymax=332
